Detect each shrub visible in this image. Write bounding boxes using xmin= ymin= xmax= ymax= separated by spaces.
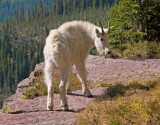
xmin=111 ymin=41 xmax=160 ymax=59
xmin=2 ymin=107 xmax=10 ymax=114
xmin=123 ymin=41 xmax=148 ymax=59
xmin=90 ymin=47 xmax=98 ymax=55
xmin=146 ymin=42 xmax=160 ymax=58
xmin=24 ymin=70 xmax=93 ymax=99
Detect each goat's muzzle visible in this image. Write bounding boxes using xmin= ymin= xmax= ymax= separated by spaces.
xmin=108 ymin=51 xmax=112 ymax=55
xmin=105 ymin=51 xmax=112 ymax=59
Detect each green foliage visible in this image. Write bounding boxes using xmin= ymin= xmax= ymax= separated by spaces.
xmin=24 ymin=70 xmax=93 ymax=99
xmin=110 ymin=0 xmax=140 ymax=44
xmin=147 ymin=42 xmax=160 ymax=57
xmin=122 ymin=41 xmax=160 ymax=59
xmin=2 ymin=107 xmax=10 ymax=114
xmin=140 ymin=1 xmax=160 ymax=41
xmin=90 ymin=47 xmax=98 ymax=55
xmin=122 ymin=41 xmax=148 ymax=59
xmin=109 ymin=0 xmax=160 ymax=45
xmin=24 ymin=83 xmax=47 ymax=99
xmin=23 ymin=71 xmax=47 ymax=99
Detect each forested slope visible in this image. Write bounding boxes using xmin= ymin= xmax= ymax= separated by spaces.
xmin=0 ymin=0 xmax=54 ymax=22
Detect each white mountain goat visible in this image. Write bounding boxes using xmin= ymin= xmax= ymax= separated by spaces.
xmin=43 ymin=20 xmax=112 ymax=111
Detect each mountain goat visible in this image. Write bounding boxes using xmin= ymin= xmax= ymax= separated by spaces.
xmin=43 ymin=20 xmax=112 ymax=111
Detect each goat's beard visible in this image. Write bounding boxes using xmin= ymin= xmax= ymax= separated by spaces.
xmin=96 ymin=47 xmax=105 ymax=56
xmin=96 ymin=47 xmax=110 ymax=58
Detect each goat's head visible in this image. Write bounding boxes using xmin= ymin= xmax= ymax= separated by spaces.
xmin=95 ymin=22 xmax=113 ymax=58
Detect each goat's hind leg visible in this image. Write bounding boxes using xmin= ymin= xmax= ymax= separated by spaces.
xmin=59 ymin=67 xmax=71 ymax=111
xmin=66 ymin=68 xmax=72 ymax=94
xmin=75 ymin=63 xmax=92 ymax=97
xmin=44 ymin=60 xmax=55 ymax=111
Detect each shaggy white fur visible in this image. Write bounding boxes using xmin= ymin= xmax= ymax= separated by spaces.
xmin=43 ymin=20 xmax=112 ymax=111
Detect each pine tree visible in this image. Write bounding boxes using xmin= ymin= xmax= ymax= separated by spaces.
xmin=38 ymin=0 xmax=43 ymax=17
xmin=52 ymin=1 xmax=56 ymax=17
xmin=26 ymin=7 xmax=31 ymax=21
xmin=19 ymin=5 xmax=24 ymax=20
xmin=110 ymin=0 xmax=160 ymax=44
xmin=14 ymin=10 xmax=19 ymax=24
xmin=82 ymin=0 xmax=87 ymax=9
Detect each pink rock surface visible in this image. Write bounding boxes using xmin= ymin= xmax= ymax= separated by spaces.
xmin=0 ymin=87 xmax=106 ymax=125
xmin=86 ymin=55 xmax=160 ymax=83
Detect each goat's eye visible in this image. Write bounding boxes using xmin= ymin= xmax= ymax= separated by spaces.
xmin=100 ymin=38 xmax=104 ymax=41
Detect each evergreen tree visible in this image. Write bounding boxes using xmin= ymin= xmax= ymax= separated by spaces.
xmin=110 ymin=0 xmax=160 ymax=44
xmin=26 ymin=7 xmax=31 ymax=21
xmin=19 ymin=5 xmax=24 ymax=20
xmin=38 ymin=0 xmax=43 ymax=17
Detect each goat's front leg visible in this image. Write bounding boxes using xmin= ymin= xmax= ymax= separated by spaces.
xmin=59 ymin=67 xmax=70 ymax=111
xmin=44 ymin=61 xmax=55 ymax=111
xmin=75 ymin=63 xmax=92 ymax=97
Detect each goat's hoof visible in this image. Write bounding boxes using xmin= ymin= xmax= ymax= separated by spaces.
xmin=66 ymin=89 xmax=72 ymax=95
xmin=47 ymin=105 xmax=53 ymax=111
xmin=85 ymin=94 xmax=93 ymax=98
xmin=84 ymin=91 xmax=93 ymax=98
xmin=62 ymin=104 xmax=68 ymax=111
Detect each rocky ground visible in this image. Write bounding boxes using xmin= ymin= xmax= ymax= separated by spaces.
xmin=87 ymin=55 xmax=160 ymax=84
xmin=0 ymin=88 xmax=106 ymax=125
xmin=0 ymin=55 xmax=160 ymax=125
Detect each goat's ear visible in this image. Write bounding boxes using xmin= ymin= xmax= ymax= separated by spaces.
xmin=95 ymin=28 xmax=101 ymax=36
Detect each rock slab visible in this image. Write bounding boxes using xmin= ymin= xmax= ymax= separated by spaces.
xmin=0 ymin=87 xmax=106 ymax=125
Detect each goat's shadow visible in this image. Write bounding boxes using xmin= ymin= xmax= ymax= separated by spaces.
xmin=67 ymin=82 xmax=149 ymax=100
xmin=68 ymin=93 xmax=96 ymax=98
xmin=55 ymin=108 xmax=84 ymax=113
xmin=68 ymin=93 xmax=84 ymax=97
xmin=98 ymin=82 xmax=150 ymax=100
xmin=8 ymin=109 xmax=82 ymax=114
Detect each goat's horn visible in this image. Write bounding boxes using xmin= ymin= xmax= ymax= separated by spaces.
xmin=108 ymin=21 xmax=110 ymax=34
xmin=99 ymin=22 xmax=104 ymax=35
